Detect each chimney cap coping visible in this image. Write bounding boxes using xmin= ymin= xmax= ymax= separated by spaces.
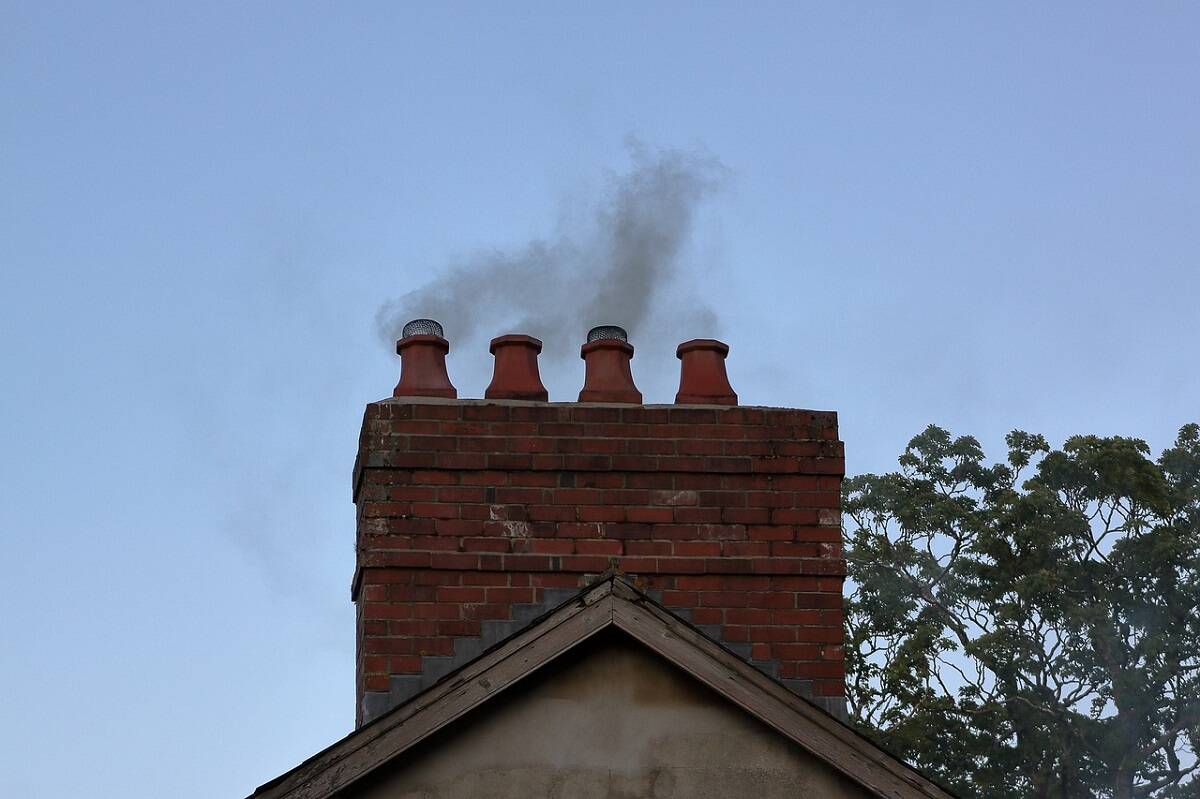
xmin=676 ymin=338 xmax=730 ymax=358
xmin=372 ymin=395 xmax=837 ymax=418
xmin=580 ymin=338 xmax=634 ymax=358
xmin=395 ymin=333 xmax=449 ymax=354
xmin=489 ymin=334 xmax=543 ymax=354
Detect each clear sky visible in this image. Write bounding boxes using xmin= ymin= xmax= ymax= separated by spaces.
xmin=2 ymin=3 xmax=1197 ymax=796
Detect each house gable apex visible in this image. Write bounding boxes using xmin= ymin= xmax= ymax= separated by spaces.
xmin=248 ymin=575 xmax=954 ymax=799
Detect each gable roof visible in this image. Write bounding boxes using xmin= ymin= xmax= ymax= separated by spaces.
xmin=248 ymin=575 xmax=956 ymax=799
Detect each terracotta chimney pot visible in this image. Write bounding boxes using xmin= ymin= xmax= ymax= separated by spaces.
xmin=485 ymin=334 xmax=549 ymax=401
xmin=675 ymin=339 xmax=737 ymax=405
xmin=393 ymin=319 xmax=457 ymax=399
xmin=578 ymin=326 xmax=642 ymax=404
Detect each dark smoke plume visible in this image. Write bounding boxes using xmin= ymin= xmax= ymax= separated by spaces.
xmin=375 ymin=140 xmax=728 ymax=357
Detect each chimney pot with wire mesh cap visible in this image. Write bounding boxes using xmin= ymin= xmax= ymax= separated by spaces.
xmin=393 ymin=318 xmax=457 ymax=399
xmin=485 ymin=334 xmax=549 ymax=401
xmin=675 ymin=338 xmax=737 ymax=405
xmin=578 ymin=325 xmax=642 ymax=403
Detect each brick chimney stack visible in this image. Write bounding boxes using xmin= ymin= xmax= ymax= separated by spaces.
xmin=352 ymin=323 xmax=846 ymax=726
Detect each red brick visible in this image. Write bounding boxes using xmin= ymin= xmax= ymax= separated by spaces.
xmin=616 ymin=556 xmax=658 ymax=572
xmin=434 ymin=519 xmax=483 ymax=536
xmin=723 ymin=541 xmax=770 ymax=557
xmin=723 ymin=440 xmax=772 ymax=456
xmin=436 ymin=482 xmax=487 ymax=501
xmin=437 ymin=620 xmax=481 ymax=637
xmin=575 ymin=539 xmax=623 ymax=556
xmin=747 ymin=525 xmax=794 ymax=541
xmin=501 ymin=554 xmax=553 ymax=571
xmin=652 ymin=524 xmax=699 ymax=540
xmin=552 ymin=488 xmax=603 ymax=505
xmin=531 ymin=455 xmax=566 ymax=470
xmin=578 ymin=506 xmax=625 ymax=522
xmin=374 ymin=552 xmax=431 ymax=568
xmin=673 ymin=541 xmax=720 ymax=557
xmin=354 ymin=399 xmax=845 ymax=722
xmin=557 ymin=522 xmax=605 ymax=538
xmin=674 ymin=474 xmax=724 ymax=490
xmin=770 ymin=542 xmax=822 ymax=557
xmin=531 ymin=572 xmax=583 ymax=588
xmin=603 ymin=489 xmax=650 ymax=505
xmin=660 ymin=590 xmax=698 ymax=606
xmin=387 ymin=486 xmax=438 ymax=501
xmin=697 ymin=524 xmax=746 ymax=540
xmin=452 ymin=502 xmax=493 ymax=521
xmin=361 ymin=502 xmax=410 ymax=518
xmin=436 ymin=586 xmax=486 ymax=603
xmin=795 ymin=526 xmax=843 ymax=542
xmin=559 ymin=555 xmax=612 ymax=572
xmin=699 ymin=591 xmax=749 ymax=608
xmin=677 ymin=439 xmax=723 ymax=455
xmin=565 ymin=454 xmax=611 ymax=470
xmin=700 ymin=490 xmax=745 ymax=507
xmin=628 ymin=439 xmax=677 ymax=456
xmin=527 ymin=505 xmax=575 ymax=522
xmin=704 ymin=557 xmax=754 ymax=574
xmin=812 ymin=679 xmax=845 ymax=697
xmin=364 ymin=674 xmax=391 ymax=691
xmin=673 ymin=507 xmax=722 ymax=523
xmin=387 ymin=655 xmax=421 ymax=672
xmin=462 ymin=572 xmax=510 ymax=586
xmin=725 ymin=608 xmax=771 ymax=625
xmin=530 ymin=539 xmax=574 ymax=554
xmin=361 ymin=585 xmax=388 ymax=602
xmin=384 ymin=619 xmax=438 ymax=636
xmin=604 ymin=523 xmax=653 ymax=540
xmin=675 ymin=575 xmax=723 ymax=590
xmin=405 ymin=501 xmax=456 ymax=520
xmin=430 ymin=553 xmax=479 ymax=570
xmin=723 ymin=507 xmax=770 ymax=524
xmin=612 ymin=455 xmax=662 ymax=471
xmin=627 ymin=507 xmax=673 ymax=523
xmin=746 ymin=592 xmax=794 ymax=609
xmin=381 ymin=518 xmax=436 ymax=535
xmin=364 ymin=603 xmax=412 ymax=620
xmin=411 ymin=535 xmax=461 ymax=552
xmin=774 ymin=643 xmax=823 ymax=660
xmin=463 ymin=603 xmax=510 ymax=620
xmin=411 ymin=603 xmax=460 ymax=620
xmin=411 ymin=470 xmax=458 ymax=485
xmin=538 ymin=422 xmax=585 ymax=436
xmin=651 ymin=489 xmax=699 ymax=506
xmin=773 ymin=576 xmax=823 ymax=591
xmin=485 ymin=586 xmax=535 ymax=603
xmin=363 ymin=636 xmax=414 ymax=655
xmin=751 ymin=625 xmax=797 ymax=642
xmin=495 ymin=487 xmax=544 ymax=504
xmin=625 ymin=541 xmax=672 ymax=556
xmin=794 ymin=626 xmax=843 ymax=643
xmin=384 ymin=578 xmax=432 ymax=597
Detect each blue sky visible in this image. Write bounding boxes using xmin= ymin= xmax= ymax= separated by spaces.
xmin=2 ymin=3 xmax=1197 ymax=796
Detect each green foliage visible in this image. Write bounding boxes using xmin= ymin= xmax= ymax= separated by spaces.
xmin=845 ymin=424 xmax=1200 ymax=799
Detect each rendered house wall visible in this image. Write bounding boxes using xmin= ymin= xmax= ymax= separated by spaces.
xmin=346 ymin=634 xmax=871 ymax=799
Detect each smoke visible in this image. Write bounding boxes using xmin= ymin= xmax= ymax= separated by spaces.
xmin=375 ymin=140 xmax=729 ymax=356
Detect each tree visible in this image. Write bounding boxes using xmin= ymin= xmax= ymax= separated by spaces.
xmin=844 ymin=423 xmax=1200 ymax=799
